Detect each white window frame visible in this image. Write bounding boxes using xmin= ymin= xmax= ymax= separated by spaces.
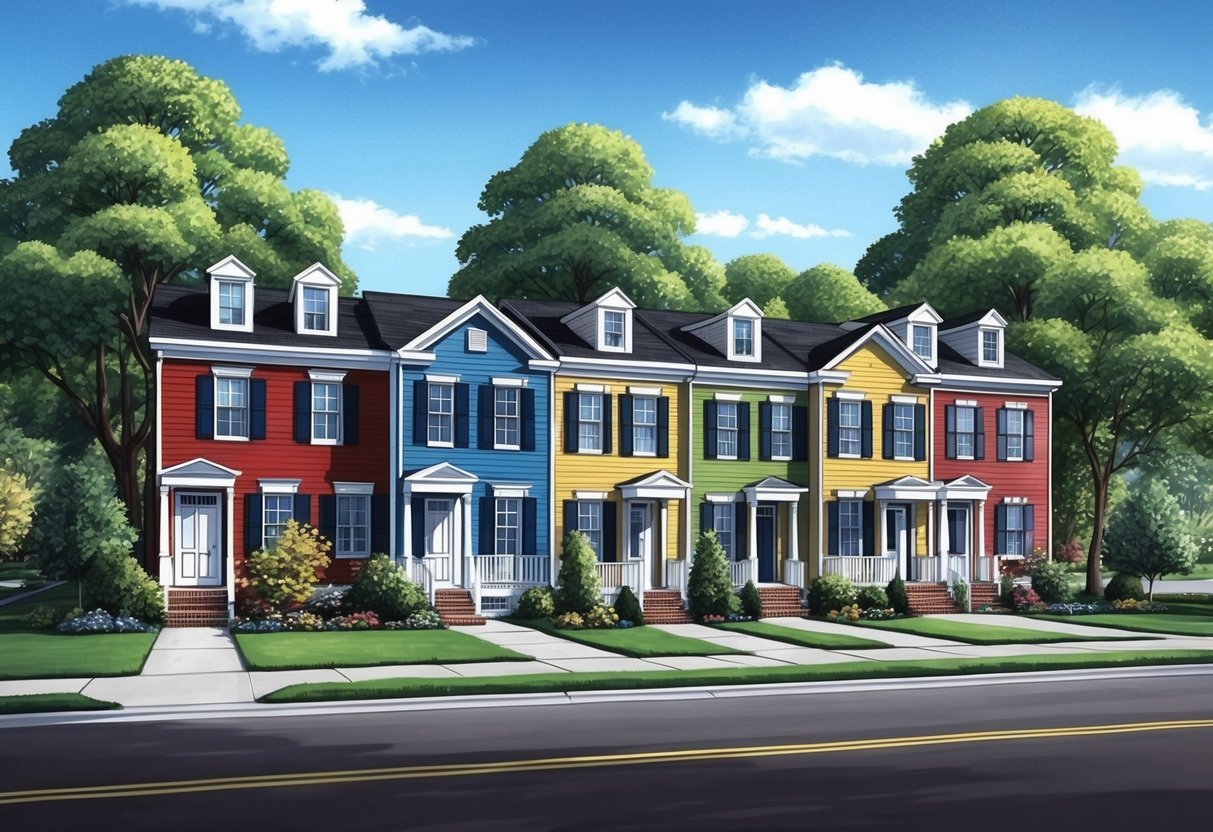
xmin=1005 ymin=408 xmax=1026 ymax=461
xmin=839 ymin=499 xmax=863 ymax=556
xmin=495 ymin=497 xmax=521 ymax=556
xmin=577 ymin=500 xmax=603 ymax=561
xmin=217 ymin=280 xmax=246 ymax=328
xmin=911 ymin=324 xmax=933 ymax=361
xmin=311 ymin=381 xmax=341 ymax=445
xmin=838 ymin=400 xmax=862 ymax=458
xmin=632 ymin=395 xmax=657 ymax=456
xmin=770 ymin=402 xmax=792 ymax=460
xmin=712 ymin=503 xmax=735 ymax=559
xmin=955 ymin=405 xmax=976 ymax=460
xmin=979 ymin=328 xmax=1003 ymax=367
xmin=893 ymin=403 xmax=915 ymax=460
xmin=262 ymin=493 xmax=294 ymax=551
xmin=210 ymin=273 xmax=254 ymax=334
xmin=578 ymin=392 xmax=603 ymax=453
xmin=602 ymin=310 xmax=626 ymax=351
xmin=716 ymin=401 xmax=738 ymax=459
xmin=733 ymin=318 xmax=754 ymax=358
xmin=427 ymin=381 xmax=454 ymax=447
xmin=336 ymin=494 xmax=370 ymax=558
xmin=494 ymin=386 xmax=520 ymax=450
xmin=212 ymin=366 xmax=253 ymax=441
xmin=1004 ymin=504 xmax=1028 ymax=555
xmin=302 ymin=285 xmax=330 ymax=333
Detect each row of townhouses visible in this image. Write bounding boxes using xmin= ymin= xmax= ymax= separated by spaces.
xmin=149 ymin=256 xmax=1058 ymax=624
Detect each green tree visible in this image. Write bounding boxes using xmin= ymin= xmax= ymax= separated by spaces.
xmin=687 ymin=530 xmax=733 ymax=619
xmin=1103 ymin=480 xmax=1198 ymax=600
xmin=450 ymin=123 xmax=718 ymax=309
xmin=723 ymin=254 xmax=795 ymax=308
xmin=555 ymin=530 xmax=602 ymax=615
xmin=241 ymin=520 xmax=332 ymax=611
xmin=0 ymin=55 xmax=355 ymax=542
xmin=784 ymin=264 xmax=885 ymax=322
xmin=0 ymin=465 xmax=34 ymax=558
xmin=762 ymin=296 xmax=790 ymax=320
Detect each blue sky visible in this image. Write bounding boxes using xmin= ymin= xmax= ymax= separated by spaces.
xmin=4 ymin=1 xmax=1213 ymax=298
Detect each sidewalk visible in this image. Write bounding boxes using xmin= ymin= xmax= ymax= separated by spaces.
xmin=1 ymin=616 xmax=1210 ymax=710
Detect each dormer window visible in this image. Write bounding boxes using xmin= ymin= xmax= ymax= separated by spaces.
xmin=218 ymin=281 xmax=245 ymax=326
xmin=288 ymin=263 xmax=341 ymax=337
xmin=981 ymin=329 xmax=1002 ymax=367
xmin=733 ymin=319 xmax=754 ymax=357
xmin=303 ymin=286 xmax=329 ymax=332
xmin=603 ymin=310 xmax=626 ymax=349
xmin=560 ymin=287 xmax=637 ymax=353
xmin=911 ymin=324 xmax=933 ymax=361
xmin=207 ymin=255 xmax=255 ymax=333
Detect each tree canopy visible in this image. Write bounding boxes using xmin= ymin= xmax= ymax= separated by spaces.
xmin=783 ymin=263 xmax=886 ymax=323
xmin=723 ymin=254 xmax=795 ymax=308
xmin=449 ymin=123 xmax=724 ymax=310
xmin=1103 ymin=480 xmax=1198 ymax=601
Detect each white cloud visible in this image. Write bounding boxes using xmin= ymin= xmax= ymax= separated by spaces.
xmin=1075 ymin=86 xmax=1213 ymax=191
xmin=666 ymin=63 xmax=971 ymax=166
xmin=127 ymin=0 xmax=475 ymax=71
xmin=329 ymin=195 xmax=453 ymax=250
xmin=695 ymin=210 xmax=749 ymax=237
xmin=751 ymin=214 xmax=851 ymax=240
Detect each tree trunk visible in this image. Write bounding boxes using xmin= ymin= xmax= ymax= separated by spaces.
xmin=1085 ymin=476 xmax=1109 ymax=596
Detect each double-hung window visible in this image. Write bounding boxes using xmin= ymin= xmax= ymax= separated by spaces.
xmin=716 ymin=402 xmax=738 ymax=458
xmin=982 ymin=330 xmax=1000 ymax=364
xmin=495 ymin=498 xmax=521 ymax=556
xmin=603 ymin=310 xmax=625 ymax=349
xmin=336 ymin=494 xmax=369 ymax=557
xmin=1004 ymin=505 xmax=1028 ymax=555
xmin=216 ymin=377 xmax=249 ymax=439
xmin=893 ymin=404 xmax=915 ymax=459
xmin=312 ymin=382 xmax=340 ymax=443
xmin=712 ymin=504 xmax=734 ymax=559
xmin=302 ymin=286 xmax=329 ymax=332
xmin=839 ymin=500 xmax=862 ymax=556
xmin=632 ymin=396 xmax=657 ymax=455
xmin=578 ymin=393 xmax=602 ymax=452
xmin=771 ymin=403 xmax=792 ymax=459
xmin=263 ymin=494 xmax=293 ymax=550
xmin=428 ymin=382 xmax=454 ymax=445
xmin=838 ymin=401 xmax=862 ymax=457
xmin=911 ymin=325 xmax=932 ymax=360
xmin=1005 ymin=409 xmax=1025 ymax=460
xmin=578 ymin=501 xmax=603 ymax=560
xmin=733 ymin=319 xmax=753 ymax=357
xmin=218 ymin=281 xmax=244 ymax=326
xmin=494 ymin=387 xmax=520 ymax=449
xmin=955 ymin=406 xmax=976 ymax=458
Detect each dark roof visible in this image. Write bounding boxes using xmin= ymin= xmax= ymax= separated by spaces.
xmin=636 ymin=308 xmax=806 ymax=372
xmin=938 ymin=310 xmax=992 ymax=330
xmin=149 ymin=284 xmax=387 ymax=351
xmin=844 ymin=302 xmax=924 ymax=326
xmin=361 ymin=291 xmax=467 ymax=350
xmin=801 ymin=323 xmax=879 ymax=372
xmin=500 ymin=298 xmax=694 ymax=365
xmin=935 ymin=341 xmax=1057 ymax=380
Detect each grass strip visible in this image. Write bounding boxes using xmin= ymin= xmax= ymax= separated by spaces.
xmin=847 ymin=616 xmax=1147 ymax=645
xmin=1032 ymin=614 xmax=1213 ymax=637
xmin=716 ymin=621 xmax=887 ymax=650
xmin=516 ymin=619 xmax=740 ymax=658
xmin=262 ymin=650 xmax=1213 ymax=703
xmin=233 ymin=630 xmax=531 ymax=671
xmin=0 ymin=693 xmax=120 ymax=715
xmin=0 ymin=632 xmax=157 ymax=680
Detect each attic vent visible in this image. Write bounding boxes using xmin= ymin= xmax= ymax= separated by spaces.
xmin=467 ymin=327 xmax=488 ymax=353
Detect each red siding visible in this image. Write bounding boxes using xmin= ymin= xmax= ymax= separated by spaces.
xmin=933 ymin=391 xmax=1051 ymax=557
xmin=160 ymin=359 xmax=390 ymax=591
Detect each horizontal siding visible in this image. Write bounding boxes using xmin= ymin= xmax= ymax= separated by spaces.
xmin=161 ymin=359 xmax=391 ymax=587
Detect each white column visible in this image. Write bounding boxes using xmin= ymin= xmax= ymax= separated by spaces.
xmin=789 ymin=499 xmax=800 ymax=567
xmin=158 ymin=486 xmax=172 ymax=586
xmin=225 ymin=486 xmax=236 ymax=618
xmin=658 ymin=499 xmax=668 ymax=591
xmin=875 ymin=500 xmax=886 ymax=559
xmin=748 ymin=499 xmax=758 ymax=581
xmin=938 ymin=498 xmax=950 ymax=557
xmin=402 ymin=492 xmax=413 ymax=579
xmin=461 ymin=493 xmax=472 ymax=587
xmin=978 ymin=498 xmax=988 ymax=563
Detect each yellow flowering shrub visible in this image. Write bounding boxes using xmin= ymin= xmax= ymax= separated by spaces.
xmin=239 ymin=521 xmax=332 ymax=610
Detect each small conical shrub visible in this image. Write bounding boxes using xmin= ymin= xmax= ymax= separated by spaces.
xmin=886 ymin=571 xmax=909 ymax=616
xmin=688 ymin=530 xmax=734 ymax=619
xmin=739 ymin=580 xmax=763 ymax=619
xmin=614 ymin=585 xmax=644 ymax=625
xmin=555 ymin=530 xmax=602 ymax=615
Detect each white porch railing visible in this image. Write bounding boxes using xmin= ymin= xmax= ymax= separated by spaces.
xmin=822 ymin=555 xmax=898 ymax=585
xmin=728 ymin=559 xmax=754 ymax=588
xmin=596 ymin=561 xmax=643 ymax=597
xmin=418 ymin=554 xmax=451 ymax=583
xmin=476 ymin=554 xmax=550 ymax=586
xmin=911 ymin=557 xmax=943 ymax=583
xmin=467 ymin=553 xmax=481 ymax=615
xmin=665 ymin=560 xmax=688 ymax=598
xmin=974 ymin=555 xmax=998 ymax=582
xmin=411 ymin=558 xmax=435 ymax=605
xmin=783 ymin=559 xmax=805 ymax=590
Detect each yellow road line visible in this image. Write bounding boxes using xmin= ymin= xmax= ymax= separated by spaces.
xmin=3 ymin=718 xmax=1211 ymax=805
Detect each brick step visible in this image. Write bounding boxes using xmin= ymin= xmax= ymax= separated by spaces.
xmin=642 ymin=591 xmax=691 ymax=624
xmin=905 ymin=583 xmax=961 ymax=615
xmin=433 ymin=589 xmax=485 ymax=626
xmin=166 ymin=589 xmax=229 ymax=628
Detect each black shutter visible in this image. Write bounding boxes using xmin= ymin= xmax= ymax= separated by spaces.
xmin=564 ymin=392 xmax=578 ymax=453
xmin=1025 ymin=504 xmax=1036 ymax=553
xmin=861 ymin=401 xmax=874 ymax=459
xmin=862 ymin=500 xmax=875 ymax=557
xmin=792 ymin=405 xmax=808 ymax=461
xmin=945 ymin=405 xmax=957 ymax=459
xmin=195 ymin=375 xmax=214 ymax=440
xmin=602 ymin=501 xmax=618 ymax=562
xmin=522 ymin=498 xmax=537 ymax=555
xmin=700 ymin=502 xmax=711 ymax=534
xmin=341 ymin=384 xmax=359 ymax=446
xmin=997 ymin=408 xmax=1008 ymax=461
xmin=759 ymin=401 xmax=772 ymax=461
xmin=293 ymin=494 xmax=311 ymax=526
xmin=827 ymin=501 xmax=839 ymax=555
xmin=293 ymin=381 xmax=310 ymax=443
xmin=454 ymin=382 xmax=470 ymax=448
xmin=737 ymin=402 xmax=750 ymax=461
xmin=249 ymin=379 xmax=266 ymax=440
xmin=882 ymin=403 xmax=894 ymax=460
xmin=371 ymin=494 xmax=389 ymax=554
xmin=734 ymin=501 xmax=747 ymax=561
xmin=244 ymin=493 xmax=262 ymax=552
xmin=657 ymin=397 xmax=670 ymax=458
xmin=704 ymin=400 xmax=719 ymax=459
xmin=914 ymin=404 xmax=926 ymax=461
xmin=563 ymin=501 xmax=578 ymax=546
xmin=479 ymin=495 xmax=494 ymax=555
xmin=619 ymin=394 xmax=634 ymax=457
xmin=413 ymin=380 xmax=427 ymax=446
xmin=318 ymin=495 xmax=337 ymax=546
xmin=826 ymin=397 xmax=839 ymax=458
xmin=521 ymin=388 xmax=536 ymax=452
xmin=975 ymin=407 xmax=986 ymax=460
xmin=477 ymin=385 xmax=494 ymax=450
xmin=411 ymin=496 xmax=426 ymax=557
xmin=1024 ymin=410 xmax=1035 ymax=462
xmin=995 ymin=505 xmax=1007 ymax=555
xmin=602 ymin=393 xmax=613 ymax=455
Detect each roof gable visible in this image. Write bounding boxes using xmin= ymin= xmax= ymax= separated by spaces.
xmin=821 ymin=324 xmax=936 ymax=378
xmin=400 ymin=295 xmax=553 ymax=360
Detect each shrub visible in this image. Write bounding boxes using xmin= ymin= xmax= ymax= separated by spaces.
xmin=1055 ymin=538 xmax=1085 ymax=564
xmin=613 ymin=585 xmax=644 ymax=625
xmin=241 ymin=521 xmax=332 ymax=611
xmin=555 ymin=531 xmax=602 ymax=615
xmin=304 ymin=585 xmax=347 ymax=618
xmin=22 ymin=604 xmax=61 ymax=629
xmin=861 ymin=607 xmax=901 ymax=620
xmin=1104 ymin=573 xmax=1146 ymax=603
xmin=283 ymin=611 xmax=325 ymax=631
xmin=886 ymin=572 xmax=909 ymax=615
xmin=326 ymin=611 xmax=381 ymax=630
xmin=231 ymin=618 xmax=284 ymax=633
xmin=951 ymin=580 xmax=969 ymax=610
xmin=552 ymin=611 xmax=584 ymax=629
xmin=688 ymin=530 xmax=735 ymax=620
xmin=1103 ymin=480 xmax=1198 ymax=600
xmin=84 ymin=548 xmax=166 ymax=623
xmin=738 ymin=580 xmax=763 ymax=619
xmin=402 ymin=610 xmax=445 ymax=630
xmin=827 ymin=603 xmax=862 ymax=622
xmin=239 ymin=598 xmax=277 ymax=621
xmin=1029 ymin=560 xmax=1074 ymax=604
xmin=998 ymin=575 xmax=1016 ymax=608
xmin=584 ymin=605 xmax=620 ymax=629
xmin=515 ymin=586 xmax=556 ymax=620
xmin=0 ymin=465 xmax=34 ymax=558
xmin=808 ymin=574 xmax=857 ymax=614
xmin=343 ymin=553 xmax=426 ymax=621
xmin=58 ymin=609 xmax=157 ymax=634
xmin=1112 ymin=598 xmax=1168 ymax=613
xmin=1009 ymin=585 xmax=1042 ymax=611
xmin=856 ymin=585 xmax=889 ymax=610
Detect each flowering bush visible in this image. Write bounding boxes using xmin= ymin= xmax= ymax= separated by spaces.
xmin=326 ymin=611 xmax=380 ymax=630
xmin=552 ymin=611 xmax=584 ymax=629
xmin=58 ymin=609 xmax=157 ymax=634
xmin=1009 ymin=585 xmax=1044 ymax=611
xmin=1045 ymin=602 xmax=1112 ymax=615
xmin=22 ymin=604 xmax=63 ymax=629
xmin=230 ymin=617 xmax=285 ymax=633
xmin=617 ymin=620 xmax=634 ymax=629
xmin=283 ymin=610 xmax=326 ymax=631
xmin=240 ymin=521 xmax=332 ymax=611
xmin=860 ymin=607 xmax=901 ymax=620
xmin=1055 ymin=539 xmax=1085 ymax=564
xmin=514 ymin=585 xmax=556 ymax=620
xmin=584 ymin=605 xmax=620 ymax=629
xmin=809 ymin=574 xmax=858 ymax=615
xmin=403 ymin=610 xmax=445 ymax=630
xmin=827 ymin=604 xmax=862 ymax=622
xmin=700 ymin=614 xmax=726 ymax=624
xmin=305 ymin=585 xmax=348 ymax=618
xmin=239 ymin=598 xmax=277 ymax=621
xmin=1112 ymin=598 xmax=1168 ymax=613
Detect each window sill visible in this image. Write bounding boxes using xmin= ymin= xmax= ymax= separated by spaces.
xmin=494 ymin=444 xmax=521 ymax=452
xmin=716 ymin=455 xmax=738 ymax=461
xmin=428 ymin=441 xmax=455 ymax=449
xmin=334 ymin=552 xmax=371 ymax=560
xmin=632 ymin=451 xmax=656 ymax=457
xmin=837 ymin=453 xmax=861 ymax=460
xmin=770 ymin=455 xmax=792 ymax=462
xmin=214 ymin=434 xmax=250 ymax=442
xmin=576 ymin=448 xmax=604 ymax=455
xmin=311 ymin=438 xmax=340 ymax=446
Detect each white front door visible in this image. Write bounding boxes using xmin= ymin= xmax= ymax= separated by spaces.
xmin=424 ymin=498 xmax=457 ymax=585
xmin=628 ymin=502 xmax=653 ymax=592
xmin=174 ymin=493 xmax=221 ymax=586
xmin=885 ymin=504 xmax=911 ymax=579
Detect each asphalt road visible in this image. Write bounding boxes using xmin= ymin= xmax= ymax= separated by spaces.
xmin=4 ymin=670 xmax=1212 ymax=830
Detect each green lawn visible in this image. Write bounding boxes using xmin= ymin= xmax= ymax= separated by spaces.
xmin=518 ymin=619 xmax=740 ymax=658
xmin=0 ymin=693 xmax=120 ymax=715
xmin=846 ymin=616 xmax=1145 ymax=645
xmin=233 ymin=630 xmax=531 ymax=670
xmin=1160 ymin=562 xmax=1213 ymax=581
xmin=0 ymin=561 xmax=43 ymax=583
xmin=716 ymin=621 xmax=887 ymax=650
xmin=261 ymin=650 xmax=1213 ymax=703
xmin=1033 ymin=613 xmax=1213 ymax=637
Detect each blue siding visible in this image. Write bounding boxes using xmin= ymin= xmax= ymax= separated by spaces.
xmin=400 ymin=312 xmax=552 ymax=556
